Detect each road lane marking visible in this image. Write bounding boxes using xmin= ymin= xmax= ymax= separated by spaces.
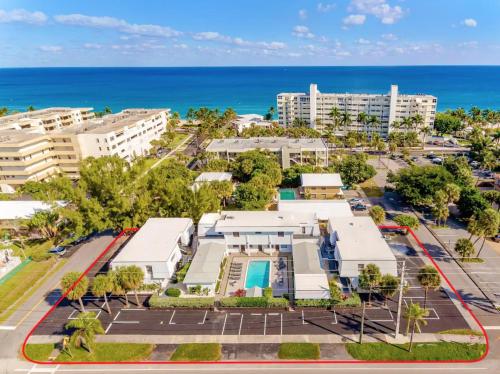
xmin=221 ymin=313 xmax=228 ymax=335
xmin=238 ymin=313 xmax=243 ymax=335
xmin=169 ymin=310 xmax=176 ymax=325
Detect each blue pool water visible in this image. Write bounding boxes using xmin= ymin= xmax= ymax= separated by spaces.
xmin=245 ymin=261 xmax=270 ymax=289
xmin=280 ymin=189 xmax=296 ymax=200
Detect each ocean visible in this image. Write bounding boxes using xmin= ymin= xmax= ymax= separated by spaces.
xmin=1 ymin=66 xmax=499 ymax=116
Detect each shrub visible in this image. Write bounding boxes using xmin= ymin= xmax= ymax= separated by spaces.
xmin=189 ymin=285 xmax=202 ymax=295
xmin=219 ymin=297 xmax=289 ymax=308
xmin=295 ymin=299 xmax=332 ymax=307
xmin=30 ymin=252 xmax=53 ymax=262
xmin=165 ymin=288 xmax=181 ymax=297
xmin=263 ymin=287 xmax=273 ymax=299
xmin=329 ymin=280 xmax=342 ymax=302
xmin=337 ymin=292 xmax=362 ymax=307
xmin=149 ymin=295 xmax=214 ymax=308
xmin=233 ymin=288 xmax=246 ymax=297
xmin=175 ymin=263 xmax=190 ymax=282
xmin=394 ymin=214 xmax=419 ymax=232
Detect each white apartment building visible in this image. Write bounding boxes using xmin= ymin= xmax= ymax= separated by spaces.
xmin=206 ymin=137 xmax=329 ymax=168
xmin=0 ymin=108 xmax=169 ymax=186
xmin=277 ymin=84 xmax=437 ymax=137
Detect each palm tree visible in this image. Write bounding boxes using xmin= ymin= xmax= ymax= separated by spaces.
xmin=61 ymin=272 xmax=89 ymax=312
xmin=91 ymin=274 xmax=113 ymax=314
xmin=27 ymin=105 xmax=36 ymax=112
xmin=126 ymin=265 xmax=145 ymax=306
xmin=443 ymin=183 xmax=461 ymax=205
xmin=405 ymin=302 xmax=429 ymax=352
xmin=264 ymin=106 xmax=275 ymax=121
xmin=103 ymin=106 xmax=112 ymax=115
xmin=109 ymin=270 xmax=128 ymax=307
xmin=380 ymin=274 xmax=399 ymax=307
xmin=417 ymin=265 xmax=441 ymax=309
xmin=358 ymin=264 xmax=382 ymax=305
xmin=357 ymin=112 xmax=368 ymax=137
xmin=65 ymin=312 xmax=105 ymax=353
xmin=0 ymin=107 xmax=8 ymax=117
xmin=368 ymin=115 xmax=381 ymax=139
xmin=340 ymin=112 xmax=352 ymax=135
xmin=328 ymin=107 xmax=342 ymax=133
xmin=25 ymin=210 xmax=62 ymax=241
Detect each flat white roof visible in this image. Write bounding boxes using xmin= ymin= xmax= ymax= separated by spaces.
xmin=195 ymin=172 xmax=232 ymax=183
xmin=0 ymin=201 xmax=65 ymax=220
xmin=214 ymin=210 xmax=317 ymax=232
xmin=292 ymin=241 xmax=330 ymax=298
xmin=330 ymin=217 xmax=396 ymax=261
xmin=183 ymin=241 xmax=226 ymax=285
xmin=301 ymin=173 xmax=343 ymax=187
xmin=278 ymin=200 xmax=353 ymax=220
xmin=112 ymin=218 xmax=193 ymax=264
xmin=206 ymin=137 xmax=327 ymax=152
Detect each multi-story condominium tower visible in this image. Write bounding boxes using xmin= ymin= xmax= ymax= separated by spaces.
xmin=0 ymin=108 xmax=169 ymax=186
xmin=205 ymin=137 xmax=328 ymax=168
xmin=277 ymin=84 xmax=437 ymax=137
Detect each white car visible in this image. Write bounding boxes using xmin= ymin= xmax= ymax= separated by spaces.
xmin=432 ymin=157 xmax=443 ymax=164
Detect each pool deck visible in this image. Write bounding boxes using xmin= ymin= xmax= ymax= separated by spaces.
xmin=219 ymin=253 xmax=292 ymax=298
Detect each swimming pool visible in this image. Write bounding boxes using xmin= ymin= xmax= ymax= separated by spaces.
xmin=280 ymin=188 xmax=296 ymax=200
xmin=245 ymin=260 xmax=270 ymax=289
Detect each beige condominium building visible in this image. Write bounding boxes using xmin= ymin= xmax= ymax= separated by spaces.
xmin=0 ymin=108 xmax=169 ymax=186
xmin=205 ymin=137 xmax=328 ymax=168
xmin=277 ymin=84 xmax=437 ymax=137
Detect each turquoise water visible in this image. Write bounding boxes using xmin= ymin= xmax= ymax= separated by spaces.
xmin=280 ymin=189 xmax=297 ymax=200
xmin=1 ymin=66 xmax=500 ymax=115
xmin=245 ymin=260 xmax=270 ymax=289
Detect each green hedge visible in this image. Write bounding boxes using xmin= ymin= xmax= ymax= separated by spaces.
xmin=175 ymin=263 xmax=190 ymax=282
xmin=165 ymin=288 xmax=181 ymax=297
xmin=149 ymin=295 xmax=214 ymax=308
xmin=219 ymin=297 xmax=289 ymax=308
xmin=295 ymin=299 xmax=332 ymax=307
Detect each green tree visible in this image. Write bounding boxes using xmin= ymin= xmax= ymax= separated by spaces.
xmin=234 ymin=175 xmax=275 ymax=210
xmin=405 ymin=302 xmax=429 ymax=352
xmin=27 ymin=105 xmax=36 ymax=112
xmin=187 ymin=184 xmax=221 ymax=223
xmin=209 ymin=180 xmax=233 ymax=207
xmin=369 ymin=206 xmax=386 ymax=225
xmin=475 ymin=208 xmax=500 ymax=257
xmin=264 ymin=106 xmax=275 ymax=121
xmin=231 ymin=150 xmax=282 ymax=186
xmin=433 ymin=113 xmax=463 ymax=135
xmin=25 ymin=210 xmax=62 ymax=241
xmin=432 ymin=190 xmax=449 ymax=226
xmin=380 ymin=274 xmax=399 ymax=307
xmin=417 ymin=265 xmax=441 ymax=309
xmin=454 ymin=238 xmax=475 ymax=260
xmin=65 ymin=312 xmax=105 ymax=353
xmin=115 ymin=265 xmax=145 ymax=306
xmin=358 ymin=263 xmax=382 ymax=305
xmin=336 ymin=153 xmax=376 ymax=187
xmin=457 ymin=186 xmax=490 ymax=219
xmin=482 ymin=190 xmax=500 ymax=211
xmin=61 ymin=272 xmax=89 ymax=312
xmin=91 ymin=274 xmax=114 ymax=314
xmin=394 ymin=214 xmax=419 ymax=233
xmin=443 ymin=183 xmax=461 ymax=205
xmin=0 ymin=107 xmax=8 ymax=117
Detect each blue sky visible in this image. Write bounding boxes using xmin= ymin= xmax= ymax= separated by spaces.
xmin=1 ymin=0 xmax=499 ymax=67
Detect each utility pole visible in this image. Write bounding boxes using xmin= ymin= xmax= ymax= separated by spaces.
xmin=359 ymin=301 xmax=366 ymax=344
xmin=395 ymin=260 xmax=406 ymax=338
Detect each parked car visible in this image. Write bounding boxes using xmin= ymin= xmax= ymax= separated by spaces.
xmin=470 ymin=161 xmax=480 ymax=169
xmin=351 ymin=203 xmax=367 ymax=211
xmin=431 ymin=157 xmax=443 ymax=164
xmin=49 ymin=246 xmax=67 ymax=256
xmin=494 ymin=234 xmax=500 ymax=243
xmin=349 ymin=198 xmax=364 ymax=204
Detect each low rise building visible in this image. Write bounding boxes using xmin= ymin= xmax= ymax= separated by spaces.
xmin=233 ymin=114 xmax=273 ymax=134
xmin=0 ymin=200 xmax=65 ymax=230
xmin=205 ymin=137 xmax=328 ymax=168
xmin=192 ymin=172 xmax=232 ymax=191
xmin=277 ymin=84 xmax=437 ymax=137
xmin=110 ymin=218 xmax=194 ymax=287
xmin=329 ymin=217 xmax=398 ymax=288
xmin=278 ymin=199 xmax=352 ymax=221
xmin=300 ymin=173 xmax=344 ymax=199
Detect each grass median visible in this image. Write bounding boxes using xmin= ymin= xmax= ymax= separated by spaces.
xmin=170 ymin=343 xmax=221 ymax=361
xmin=346 ymin=342 xmax=486 ymax=361
xmin=278 ymin=343 xmax=320 ymax=360
xmin=56 ymin=343 xmax=154 ymax=362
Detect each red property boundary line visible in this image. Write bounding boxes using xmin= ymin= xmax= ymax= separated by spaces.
xmin=22 ymin=225 xmax=489 ymax=365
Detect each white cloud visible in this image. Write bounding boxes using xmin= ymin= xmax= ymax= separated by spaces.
xmin=288 ymin=52 xmax=302 ymax=57
xmin=39 ymin=45 xmax=63 ymax=52
xmin=292 ymin=25 xmax=315 ymax=39
xmin=192 ymin=31 xmax=286 ymax=50
xmin=83 ymin=43 xmax=102 ymax=49
xmin=462 ymin=18 xmax=477 ymax=27
xmin=349 ymin=0 xmax=404 ymax=24
xmin=54 ymin=13 xmax=181 ymax=38
xmin=174 ymin=43 xmax=188 ymax=49
xmin=458 ymin=41 xmax=478 ymax=48
xmin=299 ymin=9 xmax=307 ymax=19
xmin=356 ymin=38 xmax=371 ymax=44
xmin=317 ymin=3 xmax=336 ymax=13
xmin=343 ymin=14 xmax=366 ymax=25
xmin=381 ymin=33 xmax=397 ymax=41
xmin=0 ymin=8 xmax=47 ymax=24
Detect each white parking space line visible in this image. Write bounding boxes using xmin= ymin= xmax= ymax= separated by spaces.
xmin=198 ymin=310 xmax=208 ymax=325
xmin=104 ymin=322 xmax=112 ymax=334
xmin=169 ymin=310 xmax=176 ymax=325
xmin=124 ymin=308 xmax=146 ymax=311
xmin=331 ymin=310 xmax=338 ymax=325
xmin=68 ymin=308 xmax=101 ymax=320
xmin=280 ymin=313 xmax=283 ymax=335
xmin=302 ymin=310 xmax=308 ymax=325
xmin=238 ymin=314 xmax=244 ymax=335
xmin=113 ymin=311 xmax=121 ymax=321
xmin=113 ymin=320 xmax=140 ymax=324
xmin=221 ymin=313 xmax=228 ymax=335
xmin=264 ymin=314 xmax=267 ymax=335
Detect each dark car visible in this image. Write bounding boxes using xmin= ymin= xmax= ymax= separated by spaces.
xmin=351 ymin=203 xmax=367 ymax=211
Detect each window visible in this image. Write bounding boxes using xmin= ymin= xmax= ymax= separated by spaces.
xmin=232 ymin=232 xmax=240 ymax=237
xmin=301 ymin=227 xmax=306 ymax=234
xmin=278 ymin=232 xmax=284 ymax=237
xmin=145 ymin=265 xmax=153 ymax=279
xmin=358 ymin=264 xmax=365 ymax=271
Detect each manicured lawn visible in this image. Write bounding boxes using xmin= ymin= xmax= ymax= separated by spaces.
xmin=169 ymin=132 xmax=189 ymax=149
xmin=359 ymin=178 xmax=384 ymax=197
xmin=438 ymin=329 xmax=484 ymax=336
xmin=461 ymin=258 xmax=485 ymax=263
xmin=24 ymin=344 xmax=56 ymax=361
xmin=278 ymin=343 xmax=320 ymax=360
xmin=0 ymin=257 xmax=59 ymax=322
xmin=56 ymin=343 xmax=154 ymax=362
xmin=170 ymin=343 xmax=221 ymax=361
xmin=346 ymin=342 xmax=486 ymax=361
